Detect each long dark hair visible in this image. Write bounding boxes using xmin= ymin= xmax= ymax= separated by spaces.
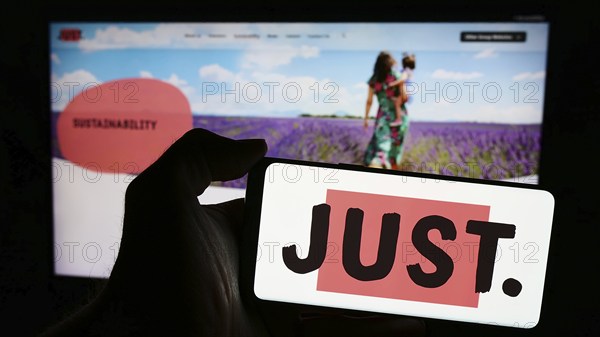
xmin=373 ymin=51 xmax=396 ymax=82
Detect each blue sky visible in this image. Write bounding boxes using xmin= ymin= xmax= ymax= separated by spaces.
xmin=50 ymin=22 xmax=549 ymax=124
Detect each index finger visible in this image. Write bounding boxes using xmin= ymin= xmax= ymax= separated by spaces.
xmin=129 ymin=128 xmax=268 ymax=198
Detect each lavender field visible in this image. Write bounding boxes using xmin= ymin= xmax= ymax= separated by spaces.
xmin=51 ymin=114 xmax=541 ymax=188
xmin=194 ymin=116 xmax=541 ymax=188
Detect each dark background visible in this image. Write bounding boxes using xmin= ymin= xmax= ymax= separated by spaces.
xmin=1 ymin=1 xmax=599 ymax=336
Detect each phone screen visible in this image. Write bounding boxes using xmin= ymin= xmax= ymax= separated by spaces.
xmin=249 ymin=160 xmax=554 ymax=328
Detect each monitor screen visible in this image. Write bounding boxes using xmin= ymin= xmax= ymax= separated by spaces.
xmin=50 ymin=21 xmax=550 ymax=278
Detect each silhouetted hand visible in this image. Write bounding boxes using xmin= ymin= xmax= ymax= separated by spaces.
xmin=41 ymin=128 xmax=426 ymax=336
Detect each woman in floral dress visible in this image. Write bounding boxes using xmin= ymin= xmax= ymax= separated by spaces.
xmin=363 ymin=51 xmax=411 ymax=169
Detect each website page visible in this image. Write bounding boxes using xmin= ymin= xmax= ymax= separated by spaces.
xmin=50 ymin=22 xmax=549 ymax=277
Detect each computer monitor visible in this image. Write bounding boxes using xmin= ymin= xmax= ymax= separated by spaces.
xmin=49 ymin=19 xmax=550 ymax=278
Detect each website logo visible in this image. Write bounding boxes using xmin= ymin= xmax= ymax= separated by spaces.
xmin=59 ymin=28 xmax=82 ymax=42
xmin=282 ymin=189 xmax=519 ymax=307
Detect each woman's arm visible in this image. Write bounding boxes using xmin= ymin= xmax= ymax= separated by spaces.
xmin=399 ymin=82 xmax=408 ymax=104
xmin=388 ymin=70 xmax=409 ymax=88
xmin=387 ymin=78 xmax=405 ymax=88
xmin=364 ymin=86 xmax=374 ymax=128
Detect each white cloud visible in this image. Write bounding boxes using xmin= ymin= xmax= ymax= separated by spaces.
xmin=51 ymin=53 xmax=61 ymax=64
xmin=77 ymin=23 xmax=255 ymax=51
xmin=475 ymin=104 xmax=543 ymax=124
xmin=474 ymin=48 xmax=498 ymax=59
xmin=189 ymin=64 xmax=366 ymax=118
xmin=164 ymin=73 xmax=195 ymax=96
xmin=412 ymin=101 xmax=543 ymax=124
xmin=199 ymin=64 xmax=237 ymax=82
xmin=51 ymin=70 xmax=101 ymax=111
xmin=139 ymin=70 xmax=153 ymax=78
xmin=79 ymin=25 xmax=163 ymax=51
xmin=299 ymin=45 xmax=319 ymax=58
xmin=431 ymin=69 xmax=484 ymax=80
xmin=353 ymin=82 xmax=369 ymax=90
xmin=241 ymin=44 xmax=320 ymax=70
xmin=512 ymin=71 xmax=545 ymax=81
xmin=165 ymin=73 xmax=187 ymax=87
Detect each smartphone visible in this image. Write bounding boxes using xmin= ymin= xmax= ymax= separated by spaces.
xmin=241 ymin=157 xmax=555 ymax=328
